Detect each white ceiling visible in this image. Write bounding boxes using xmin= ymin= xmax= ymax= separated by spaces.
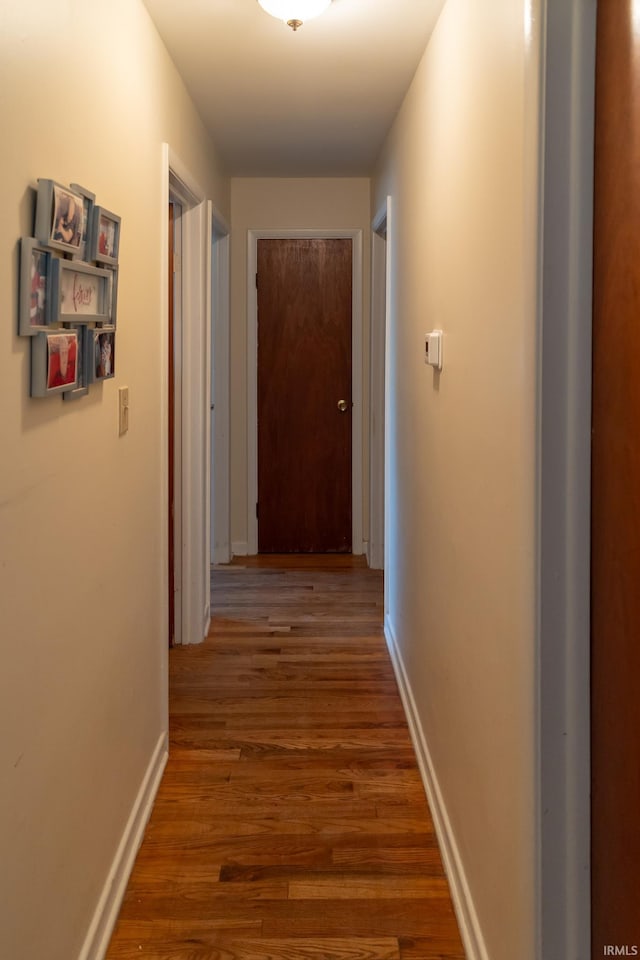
xmin=143 ymin=0 xmax=446 ymax=177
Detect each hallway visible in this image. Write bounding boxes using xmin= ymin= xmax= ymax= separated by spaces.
xmin=0 ymin=2 xmax=599 ymax=958
xmin=105 ymin=557 xmax=465 ymax=959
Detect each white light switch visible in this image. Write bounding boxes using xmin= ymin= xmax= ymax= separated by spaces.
xmin=425 ymin=330 xmax=443 ymax=371
xmin=118 ymin=386 xmax=129 ymax=435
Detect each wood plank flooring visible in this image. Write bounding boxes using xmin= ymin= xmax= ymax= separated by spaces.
xmin=105 ymin=556 xmax=465 ymax=960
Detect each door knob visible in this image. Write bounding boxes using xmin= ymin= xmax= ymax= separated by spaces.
xmin=337 ymin=399 xmax=349 ymax=412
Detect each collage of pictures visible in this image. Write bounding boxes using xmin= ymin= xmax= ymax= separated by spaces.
xmin=19 ymin=179 xmax=121 ymax=399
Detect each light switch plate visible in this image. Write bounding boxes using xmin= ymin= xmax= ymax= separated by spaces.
xmin=118 ymin=386 xmax=129 ymax=435
xmin=425 ymin=330 xmax=443 ymax=370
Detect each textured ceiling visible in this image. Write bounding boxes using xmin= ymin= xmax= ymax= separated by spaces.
xmin=143 ymin=0 xmax=446 ymax=176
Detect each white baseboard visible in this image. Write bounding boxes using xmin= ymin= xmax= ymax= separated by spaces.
xmin=231 ymin=541 xmax=248 ymax=557
xmin=213 ymin=545 xmax=231 ymax=564
xmin=384 ymin=615 xmax=489 ymax=960
xmin=78 ymin=731 xmax=168 ymax=960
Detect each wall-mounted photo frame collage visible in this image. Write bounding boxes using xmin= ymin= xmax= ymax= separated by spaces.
xmin=19 ymin=178 xmax=121 ymax=399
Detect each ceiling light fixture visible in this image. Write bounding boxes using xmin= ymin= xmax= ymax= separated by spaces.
xmin=257 ymin=0 xmax=332 ymax=31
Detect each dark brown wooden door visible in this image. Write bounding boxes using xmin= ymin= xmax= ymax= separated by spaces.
xmin=592 ymin=3 xmax=640 ymax=952
xmin=257 ymin=238 xmax=352 ymax=553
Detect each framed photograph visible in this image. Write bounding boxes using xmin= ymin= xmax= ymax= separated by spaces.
xmin=91 ymin=207 xmax=120 ymax=265
xmin=19 ymin=238 xmax=54 ymax=335
xmin=51 ymin=258 xmax=112 ymax=324
xmin=34 ymin=180 xmax=84 ymax=254
xmin=63 ymin=324 xmax=90 ymax=402
xmin=103 ymin=265 xmax=118 ymax=327
xmin=31 ymin=330 xmax=78 ymax=397
xmin=70 ymin=184 xmax=95 ymax=262
xmin=90 ymin=328 xmax=115 ymax=381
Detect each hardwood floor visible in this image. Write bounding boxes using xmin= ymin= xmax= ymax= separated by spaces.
xmin=105 ymin=556 xmax=465 ymax=960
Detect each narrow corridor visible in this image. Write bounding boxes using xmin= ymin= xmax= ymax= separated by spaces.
xmin=106 ymin=556 xmax=465 ymax=959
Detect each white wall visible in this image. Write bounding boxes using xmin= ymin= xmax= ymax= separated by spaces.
xmin=229 ymin=178 xmax=371 ymax=553
xmin=373 ymin=1 xmax=541 ymax=957
xmin=0 ymin=3 xmax=228 ymax=959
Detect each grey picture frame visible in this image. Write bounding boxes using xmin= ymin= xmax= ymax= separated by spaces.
xmin=34 ymin=179 xmax=85 ymax=255
xmin=103 ymin=265 xmax=119 ymax=327
xmin=51 ymin=258 xmax=112 ymax=325
xmin=31 ymin=329 xmax=79 ymax=398
xmin=90 ymin=327 xmax=116 ymax=382
xmin=91 ymin=206 xmax=121 ymax=265
xmin=63 ymin=323 xmax=90 ymax=402
xmin=19 ymin=237 xmax=54 ymax=335
xmin=69 ymin=183 xmax=96 ymax=262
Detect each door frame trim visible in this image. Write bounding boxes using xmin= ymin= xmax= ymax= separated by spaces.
xmin=208 ymin=204 xmax=231 ymax=565
xmin=162 ymin=144 xmax=210 ymax=646
xmin=536 ymin=1 xmax=595 ymax=956
xmin=247 ymin=228 xmax=364 ymax=556
xmin=370 ymin=200 xmax=390 ymax=572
